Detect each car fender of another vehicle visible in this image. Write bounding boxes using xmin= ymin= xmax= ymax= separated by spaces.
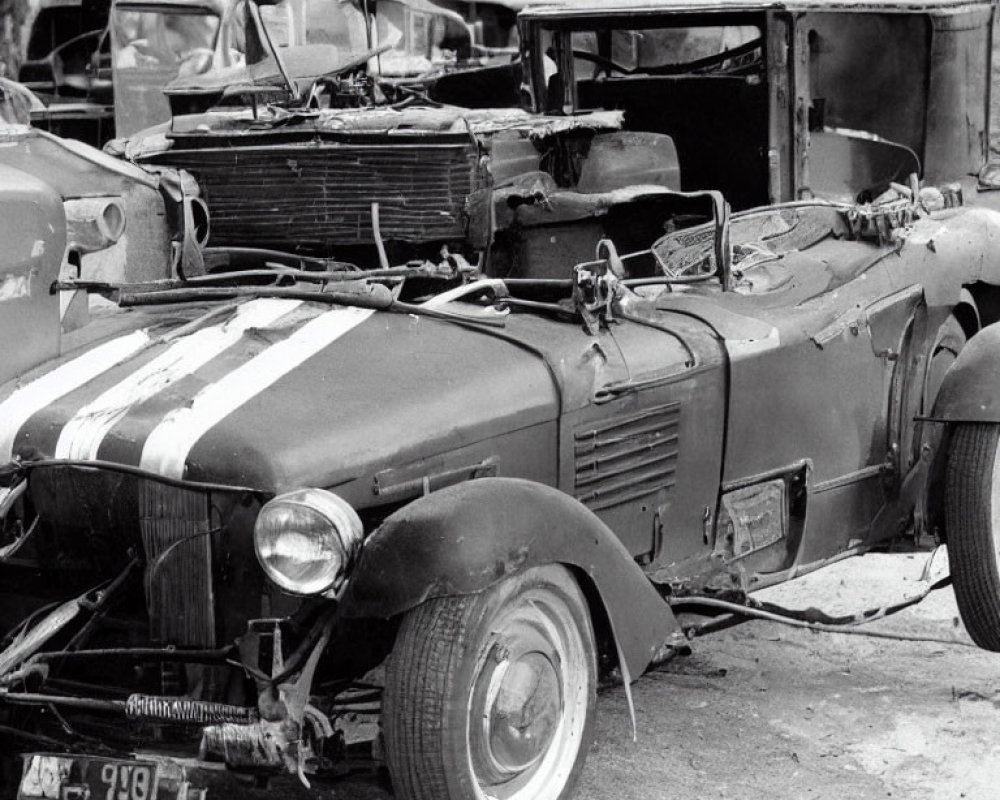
xmin=339 ymin=477 xmax=679 ymax=677
xmin=0 ymin=162 xmax=64 ymax=385
xmin=930 ymin=321 xmax=1000 ymax=424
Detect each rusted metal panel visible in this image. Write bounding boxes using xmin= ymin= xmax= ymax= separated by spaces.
xmin=766 ymin=13 xmax=793 ymax=204
xmin=924 ymin=8 xmax=993 ymax=181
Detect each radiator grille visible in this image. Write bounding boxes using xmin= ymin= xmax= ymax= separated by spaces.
xmin=149 ymin=140 xmax=481 ymax=250
xmin=138 ymin=482 xmax=215 ymax=647
xmin=574 ymin=401 xmax=681 ymax=511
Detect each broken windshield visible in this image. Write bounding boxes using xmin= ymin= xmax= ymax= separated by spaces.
xmin=226 ymin=0 xmax=369 ymax=61
xmin=111 ymin=2 xmax=222 ymax=135
xmin=247 ymin=0 xmax=476 ymax=78
xmin=570 ymin=26 xmax=761 ymax=76
xmin=524 ymin=16 xmax=769 ymax=209
xmin=152 ymin=0 xmax=483 ymax=106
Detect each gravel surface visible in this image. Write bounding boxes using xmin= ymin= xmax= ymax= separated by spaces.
xmin=575 ymin=552 xmax=1000 ymax=800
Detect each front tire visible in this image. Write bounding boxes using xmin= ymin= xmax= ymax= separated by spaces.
xmin=383 ymin=564 xmax=597 ymax=800
xmin=945 ymin=423 xmax=1000 ymax=650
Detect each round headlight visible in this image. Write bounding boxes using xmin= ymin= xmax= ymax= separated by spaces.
xmin=253 ymin=489 xmax=363 ymax=597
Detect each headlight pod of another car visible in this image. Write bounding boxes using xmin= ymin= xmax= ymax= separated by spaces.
xmin=254 ymin=489 xmax=363 ymax=598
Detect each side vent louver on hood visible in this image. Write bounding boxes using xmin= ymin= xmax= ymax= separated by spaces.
xmin=574 ymin=401 xmax=681 ymax=511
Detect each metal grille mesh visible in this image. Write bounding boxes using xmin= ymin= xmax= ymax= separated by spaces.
xmin=151 ymin=141 xmax=481 ymax=250
xmin=138 ymin=482 xmax=215 ymax=647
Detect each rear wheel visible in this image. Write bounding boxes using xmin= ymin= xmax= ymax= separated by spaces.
xmin=945 ymin=423 xmax=1000 ymax=650
xmin=383 ymin=564 xmax=596 ymax=800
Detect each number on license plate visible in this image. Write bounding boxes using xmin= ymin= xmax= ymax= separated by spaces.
xmin=100 ymin=763 xmax=154 ymax=800
xmin=18 ymin=755 xmax=159 ymax=800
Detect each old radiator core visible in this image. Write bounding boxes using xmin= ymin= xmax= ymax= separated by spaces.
xmin=138 ymin=482 xmax=215 ymax=647
xmin=147 ymin=135 xmax=482 ymax=251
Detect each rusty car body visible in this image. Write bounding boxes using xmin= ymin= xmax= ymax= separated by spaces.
xmin=6 ymin=0 xmax=1000 ymax=799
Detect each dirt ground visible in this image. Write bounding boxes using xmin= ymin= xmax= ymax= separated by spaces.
xmin=327 ymin=551 xmax=997 ymax=800
xmin=576 ymin=551 xmax=1000 ymax=800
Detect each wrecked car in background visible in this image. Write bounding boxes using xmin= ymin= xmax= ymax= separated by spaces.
xmin=0 ymin=78 xmax=43 ymax=125
xmin=16 ymin=0 xmax=115 ymax=146
xmin=15 ymin=0 xmax=533 ymax=146
xmin=7 ymin=0 xmax=1000 ymax=799
xmin=107 ymin=0 xmax=538 ymax=139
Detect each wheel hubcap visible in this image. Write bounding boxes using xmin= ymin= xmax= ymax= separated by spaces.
xmin=487 ymin=652 xmax=561 ymax=774
xmin=466 ymin=584 xmax=592 ymax=800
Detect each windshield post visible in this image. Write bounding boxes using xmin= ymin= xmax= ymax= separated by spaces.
xmin=245 ymin=0 xmax=299 ymax=102
xmin=362 ymin=0 xmax=373 ymax=50
xmin=711 ymin=191 xmax=733 ymax=291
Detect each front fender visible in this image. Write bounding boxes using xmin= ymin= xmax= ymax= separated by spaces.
xmin=931 ymin=322 xmax=1000 ymax=422
xmin=339 ymin=478 xmax=679 ymax=677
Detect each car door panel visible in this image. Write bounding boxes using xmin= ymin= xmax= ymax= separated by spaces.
xmin=567 ymin=315 xmax=727 ymax=565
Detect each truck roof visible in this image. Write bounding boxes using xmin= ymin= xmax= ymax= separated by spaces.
xmin=520 ymin=0 xmax=996 ymax=20
xmin=111 ymin=0 xmax=227 ymax=14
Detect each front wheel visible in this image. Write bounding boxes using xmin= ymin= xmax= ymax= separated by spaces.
xmin=945 ymin=423 xmax=1000 ymax=650
xmin=383 ymin=564 xmax=597 ymax=800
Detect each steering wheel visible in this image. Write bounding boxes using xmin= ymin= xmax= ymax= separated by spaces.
xmin=571 ymin=49 xmax=634 ymax=78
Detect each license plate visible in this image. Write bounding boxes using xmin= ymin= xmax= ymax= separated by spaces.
xmin=19 ymin=754 xmax=158 ymax=800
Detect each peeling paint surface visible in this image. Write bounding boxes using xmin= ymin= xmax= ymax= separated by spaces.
xmin=0 ymin=272 xmax=30 ymax=301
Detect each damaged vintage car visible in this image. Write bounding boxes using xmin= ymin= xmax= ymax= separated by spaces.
xmin=16 ymin=0 xmax=116 ymax=147
xmin=6 ymin=0 xmax=1000 ymax=799
xmin=15 ymin=0 xmax=532 ymax=147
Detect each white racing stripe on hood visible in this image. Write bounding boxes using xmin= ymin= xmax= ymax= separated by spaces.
xmin=0 ymin=330 xmax=152 ymax=463
xmin=140 ymin=305 xmax=375 ymax=480
xmin=54 ymin=298 xmax=304 ymax=461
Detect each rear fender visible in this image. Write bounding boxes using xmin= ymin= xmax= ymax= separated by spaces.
xmin=924 ymin=322 xmax=1000 ymax=539
xmin=339 ymin=478 xmax=679 ymax=677
xmin=930 ymin=322 xmax=1000 ymax=423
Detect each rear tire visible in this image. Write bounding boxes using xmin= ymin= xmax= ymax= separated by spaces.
xmin=945 ymin=423 xmax=1000 ymax=650
xmin=383 ymin=564 xmax=597 ymax=800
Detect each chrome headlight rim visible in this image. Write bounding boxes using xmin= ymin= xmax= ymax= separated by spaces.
xmin=253 ymin=488 xmax=363 ymax=598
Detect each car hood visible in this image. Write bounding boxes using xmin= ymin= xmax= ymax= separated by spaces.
xmin=121 ymin=104 xmax=625 ymax=161
xmin=0 ymin=298 xmax=558 ymax=493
